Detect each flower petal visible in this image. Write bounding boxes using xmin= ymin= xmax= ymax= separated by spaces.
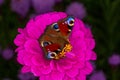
xmin=32 ymin=59 xmax=52 ymax=74
xmin=14 ymin=34 xmax=26 ymax=46
xmin=15 ymin=46 xmax=24 ymax=52
xmin=31 ymin=54 xmax=43 ymax=66
xmin=85 ymin=50 xmax=97 ymax=60
xmin=80 ymin=62 xmax=93 ymax=75
xmin=76 ymin=72 xmax=86 ymax=80
xmin=70 ymin=30 xmax=84 ymax=40
xmin=72 ymin=39 xmax=87 ymax=52
xmin=21 ymin=66 xmax=31 ymax=73
xmin=66 ymin=66 xmax=79 ymax=78
xmin=65 ymin=52 xmax=76 ymax=59
xmin=85 ymin=38 xmax=95 ymax=49
xmin=75 ymin=60 xmax=85 ymax=69
xmin=63 ymin=75 xmax=76 ymax=80
xmin=40 ymin=75 xmax=50 ymax=80
xmin=31 ymin=66 xmax=42 ymax=76
xmin=18 ymin=50 xmax=33 ymax=66
xmin=26 ymin=19 xmax=41 ymax=39
xmin=50 ymin=70 xmax=64 ymax=80
xmin=57 ymin=58 xmax=73 ymax=72
xmin=17 ymin=50 xmax=26 ymax=65
xmin=91 ymin=51 xmax=97 ymax=60
xmin=24 ymin=39 xmax=42 ymax=54
xmin=41 ymin=66 xmax=52 ymax=74
xmin=23 ymin=52 xmax=33 ymax=66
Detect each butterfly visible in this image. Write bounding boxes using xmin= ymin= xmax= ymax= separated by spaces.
xmin=39 ymin=16 xmax=74 ymax=59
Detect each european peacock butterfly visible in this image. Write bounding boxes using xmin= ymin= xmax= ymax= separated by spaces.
xmin=39 ymin=16 xmax=74 ymax=59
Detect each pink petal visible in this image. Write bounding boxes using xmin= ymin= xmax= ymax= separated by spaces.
xmin=85 ymin=50 xmax=97 ymax=60
xmin=85 ymin=38 xmax=95 ymax=49
xmin=21 ymin=66 xmax=31 ymax=73
xmin=15 ymin=46 xmax=24 ymax=52
xmin=74 ymin=18 xmax=86 ymax=31
xmin=75 ymin=60 xmax=85 ymax=69
xmin=65 ymin=52 xmax=76 ymax=59
xmin=57 ymin=12 xmax=67 ymax=18
xmin=17 ymin=56 xmax=24 ymax=65
xmin=14 ymin=34 xmax=26 ymax=46
xmin=70 ymin=30 xmax=84 ymax=40
xmin=46 ymin=12 xmax=61 ymax=24
xmin=18 ymin=50 xmax=33 ymax=66
xmin=50 ymin=60 xmax=54 ymax=70
xmin=72 ymin=39 xmax=87 ymax=52
xmin=77 ymin=72 xmax=86 ymax=80
xmin=50 ymin=70 xmax=65 ymax=80
xmin=42 ymin=59 xmax=52 ymax=68
xmin=72 ymin=18 xmax=82 ymax=31
xmin=85 ymin=28 xmax=93 ymax=38
xmin=56 ymin=63 xmax=64 ymax=72
xmin=31 ymin=66 xmax=42 ymax=76
xmin=65 ymin=56 xmax=77 ymax=64
xmin=74 ymin=51 xmax=86 ymax=68
xmin=63 ymin=75 xmax=76 ymax=80
xmin=32 ymin=65 xmax=52 ymax=75
xmin=40 ymin=75 xmax=50 ymax=80
xmin=31 ymin=55 xmax=43 ymax=66
xmin=56 ymin=57 xmax=76 ymax=72
xmin=47 ymin=12 xmax=67 ymax=24
xmin=41 ymin=66 xmax=52 ymax=74
xmin=18 ymin=28 xmax=24 ymax=33
xmin=66 ymin=66 xmax=79 ymax=78
xmin=34 ymin=19 xmax=47 ymax=35
xmin=57 ymin=59 xmax=73 ymax=71
xmin=23 ymin=52 xmax=33 ymax=66
xmin=91 ymin=51 xmax=97 ymax=60
xmin=26 ymin=19 xmax=41 ymax=39
xmin=80 ymin=62 xmax=93 ymax=75
xmin=17 ymin=50 xmax=26 ymax=64
xmin=18 ymin=28 xmax=27 ymax=34
xmin=24 ymin=39 xmax=42 ymax=54
xmin=73 ymin=48 xmax=85 ymax=56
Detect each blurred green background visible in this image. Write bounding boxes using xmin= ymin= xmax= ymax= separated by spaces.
xmin=0 ymin=0 xmax=120 ymax=80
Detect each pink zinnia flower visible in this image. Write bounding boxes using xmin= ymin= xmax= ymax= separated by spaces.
xmin=18 ymin=72 xmax=36 ymax=80
xmin=31 ymin=0 xmax=55 ymax=14
xmin=10 ymin=0 xmax=30 ymax=17
xmin=14 ymin=12 xmax=97 ymax=80
xmin=89 ymin=71 xmax=106 ymax=80
xmin=2 ymin=48 xmax=14 ymax=60
xmin=66 ymin=2 xmax=87 ymax=19
xmin=0 ymin=0 xmax=4 ymax=6
xmin=108 ymin=53 xmax=120 ymax=66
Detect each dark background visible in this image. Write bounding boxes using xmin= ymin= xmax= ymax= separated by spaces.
xmin=0 ymin=0 xmax=120 ymax=80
